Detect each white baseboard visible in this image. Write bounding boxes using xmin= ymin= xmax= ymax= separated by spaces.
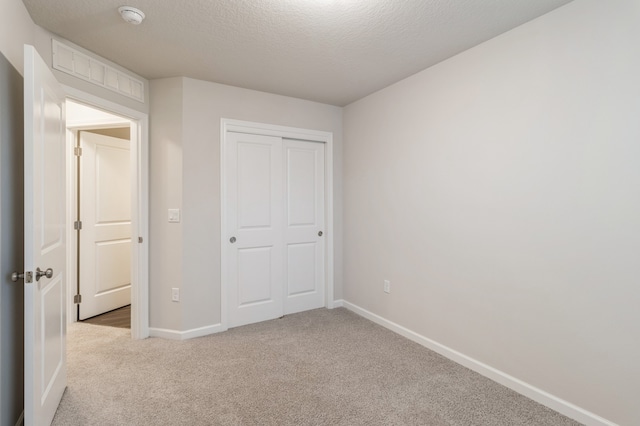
xmin=14 ymin=411 xmax=24 ymax=426
xmin=329 ymin=299 xmax=344 ymax=308
xmin=149 ymin=323 xmax=226 ymax=340
xmin=336 ymin=300 xmax=616 ymax=426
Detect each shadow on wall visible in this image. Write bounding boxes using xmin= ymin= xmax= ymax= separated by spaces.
xmin=0 ymin=51 xmax=25 ymax=426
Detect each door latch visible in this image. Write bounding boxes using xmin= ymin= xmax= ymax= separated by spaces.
xmin=11 ymin=271 xmax=33 ymax=283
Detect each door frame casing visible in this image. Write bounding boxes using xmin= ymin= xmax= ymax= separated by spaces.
xmin=220 ymin=119 xmax=335 ymax=330
xmin=63 ymin=85 xmax=149 ymax=339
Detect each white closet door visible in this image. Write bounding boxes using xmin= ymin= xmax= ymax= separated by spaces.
xmin=78 ymin=131 xmax=131 ymax=320
xmin=283 ymin=139 xmax=325 ymax=314
xmin=227 ymin=132 xmax=284 ymax=328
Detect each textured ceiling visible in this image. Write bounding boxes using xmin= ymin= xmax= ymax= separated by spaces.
xmin=22 ymin=0 xmax=573 ymax=106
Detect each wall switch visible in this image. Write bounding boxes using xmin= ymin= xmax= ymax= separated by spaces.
xmin=384 ymin=280 xmax=391 ymax=294
xmin=172 ymin=288 xmax=180 ymax=302
xmin=168 ymin=209 xmax=181 ymax=223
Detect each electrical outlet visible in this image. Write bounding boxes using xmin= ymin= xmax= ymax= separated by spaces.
xmin=384 ymin=280 xmax=391 ymax=294
xmin=172 ymin=288 xmax=180 ymax=302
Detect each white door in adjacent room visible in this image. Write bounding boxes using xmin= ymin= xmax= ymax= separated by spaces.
xmin=78 ymin=131 xmax=131 ymax=320
xmin=23 ymin=44 xmax=67 ymax=426
xmin=226 ymin=132 xmax=325 ymax=328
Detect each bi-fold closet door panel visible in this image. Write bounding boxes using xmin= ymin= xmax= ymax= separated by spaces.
xmin=226 ymin=132 xmax=325 ymax=328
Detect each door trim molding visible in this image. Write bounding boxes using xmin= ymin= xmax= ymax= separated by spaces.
xmin=62 ymin=85 xmax=149 ymax=340
xmin=220 ymin=119 xmax=335 ymax=330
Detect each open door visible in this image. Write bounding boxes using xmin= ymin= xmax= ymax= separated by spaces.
xmin=23 ymin=44 xmax=67 ymax=425
xmin=78 ymin=131 xmax=131 ymax=320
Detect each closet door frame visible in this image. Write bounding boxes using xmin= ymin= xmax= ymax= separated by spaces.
xmin=220 ymin=119 xmax=334 ymax=330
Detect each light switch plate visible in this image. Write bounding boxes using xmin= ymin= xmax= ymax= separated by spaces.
xmin=168 ymin=208 xmax=180 ymax=223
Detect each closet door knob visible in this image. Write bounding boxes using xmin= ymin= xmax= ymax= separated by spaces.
xmin=230 ymin=236 xmax=237 ymax=243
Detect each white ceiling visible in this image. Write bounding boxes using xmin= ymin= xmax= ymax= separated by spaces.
xmin=22 ymin=0 xmax=574 ymax=106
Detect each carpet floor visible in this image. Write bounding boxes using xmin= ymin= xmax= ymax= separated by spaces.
xmin=52 ymin=308 xmax=581 ymax=425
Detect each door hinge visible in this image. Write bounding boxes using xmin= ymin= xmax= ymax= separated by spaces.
xmin=74 ymin=294 xmax=82 ymax=304
xmin=74 ymin=146 xmax=82 ymax=156
xmin=74 ymin=220 xmax=82 ymax=230
xmin=138 ymin=236 xmax=143 ymax=243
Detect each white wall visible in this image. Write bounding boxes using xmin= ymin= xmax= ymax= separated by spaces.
xmin=149 ymin=78 xmax=184 ymax=331
xmin=149 ymin=77 xmax=343 ymax=332
xmin=342 ymin=0 xmax=640 ymax=424
xmin=0 ymin=0 xmax=34 ymax=73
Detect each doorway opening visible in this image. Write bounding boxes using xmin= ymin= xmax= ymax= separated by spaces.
xmin=64 ymin=97 xmax=149 ymax=339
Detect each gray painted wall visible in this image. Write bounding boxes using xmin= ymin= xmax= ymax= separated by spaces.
xmin=149 ymin=77 xmax=343 ymax=332
xmin=343 ymin=0 xmax=639 ymax=424
xmin=0 ymin=51 xmax=25 ymax=426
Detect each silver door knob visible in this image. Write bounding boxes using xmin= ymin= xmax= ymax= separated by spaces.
xmin=11 ymin=271 xmax=34 ymax=283
xmin=318 ymin=231 xmax=323 ymax=237
xmin=36 ymin=267 xmax=53 ymax=281
xmin=230 ymin=236 xmax=236 ymax=243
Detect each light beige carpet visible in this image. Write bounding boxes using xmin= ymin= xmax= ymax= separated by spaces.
xmin=52 ymin=308 xmax=581 ymax=425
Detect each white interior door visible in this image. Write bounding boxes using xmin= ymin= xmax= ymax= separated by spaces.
xmin=283 ymin=139 xmax=325 ymax=314
xmin=226 ymin=132 xmax=325 ymax=328
xmin=78 ymin=131 xmax=131 ymax=320
xmin=227 ymin=132 xmax=284 ymax=328
xmin=24 ymin=44 xmax=67 ymax=426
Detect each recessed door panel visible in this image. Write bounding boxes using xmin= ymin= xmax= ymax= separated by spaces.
xmin=238 ymin=143 xmax=272 ymax=229
xmin=96 ymin=145 xmax=131 ymax=223
xmin=287 ymin=149 xmax=317 ymax=226
xmin=41 ymin=276 xmax=63 ymax=399
xmin=238 ymin=247 xmax=273 ymax=306
xmin=286 ymin=243 xmax=317 ymax=296
xmin=95 ymin=239 xmax=131 ymax=295
xmin=41 ymin=105 xmax=65 ymax=252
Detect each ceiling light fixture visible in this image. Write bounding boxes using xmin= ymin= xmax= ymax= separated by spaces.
xmin=118 ymin=6 xmax=145 ymax=25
